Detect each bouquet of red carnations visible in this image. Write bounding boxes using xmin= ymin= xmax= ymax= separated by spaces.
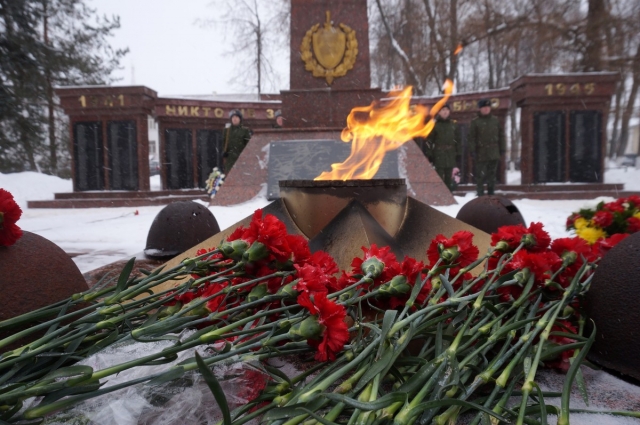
xmin=0 ymin=208 xmax=635 ymax=425
xmin=566 ymin=195 xmax=640 ymax=245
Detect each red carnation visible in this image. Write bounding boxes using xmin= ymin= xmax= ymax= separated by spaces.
xmin=293 ymin=263 xmax=330 ymax=296
xmin=427 ymin=231 xmax=479 ymax=270
xmin=566 ymin=213 xmax=580 ymax=230
xmin=228 ymin=210 xmax=293 ymax=262
xmin=286 ymin=234 xmax=311 ymax=265
xmin=308 ymin=250 xmax=339 ymax=276
xmin=0 ymin=189 xmax=23 ymax=246
xmin=297 ymin=292 xmax=350 ymax=361
xmin=592 ymin=233 xmax=629 ymax=258
xmin=491 ymin=225 xmax=527 ymax=251
xmin=351 ymin=244 xmax=400 ymax=283
xmin=592 ymin=210 xmax=614 ymax=228
xmin=628 ymin=217 xmax=640 ymax=233
xmin=551 ymin=237 xmax=594 ymax=286
xmin=506 ymin=250 xmax=562 ymax=285
xmin=627 ymin=195 xmax=640 ymax=208
xmin=603 ymin=200 xmax=625 ymax=214
xmin=491 ymin=223 xmax=550 ymax=253
xmin=202 ymin=283 xmax=227 ymax=312
xmin=400 ymin=256 xmax=424 ymax=285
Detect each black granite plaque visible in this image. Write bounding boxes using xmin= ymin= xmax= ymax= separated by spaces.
xmin=108 ymin=120 xmax=138 ymax=190
xmin=267 ymin=140 xmax=399 ymax=200
xmin=196 ymin=129 xmax=223 ymax=188
xmin=165 ymin=128 xmax=193 ymax=189
xmin=534 ymin=111 xmax=565 ymax=183
xmin=570 ymin=110 xmax=602 ymax=182
xmin=73 ymin=121 xmax=104 ymax=191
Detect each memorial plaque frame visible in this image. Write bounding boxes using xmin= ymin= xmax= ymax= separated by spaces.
xmin=155 ymin=97 xmax=279 ymax=190
xmin=56 ymin=86 xmax=156 ymax=192
xmin=511 ymin=73 xmax=618 ymax=184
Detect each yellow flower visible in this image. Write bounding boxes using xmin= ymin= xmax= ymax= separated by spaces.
xmin=634 ymin=211 xmax=640 ymax=220
xmin=576 ymin=226 xmax=606 ymax=245
xmin=574 ymin=217 xmax=588 ymax=230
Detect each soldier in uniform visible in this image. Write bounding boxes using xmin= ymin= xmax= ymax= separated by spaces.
xmin=425 ymin=104 xmax=460 ymax=191
xmin=222 ymin=109 xmax=252 ymax=174
xmin=272 ymin=110 xmax=284 ymax=129
xmin=468 ymin=98 xmax=505 ymax=196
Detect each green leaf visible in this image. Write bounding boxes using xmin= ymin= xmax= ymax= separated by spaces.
xmin=532 ymin=383 xmax=547 ymax=425
xmin=574 ymin=363 xmax=589 ymax=406
xmin=195 ymin=352 xmax=231 ymax=425
xmin=380 ymin=310 xmax=397 ymax=347
xmin=440 ymin=273 xmax=455 ymax=298
xmin=260 ymin=363 xmax=292 ymax=385
xmin=105 ymin=257 xmax=136 ymax=303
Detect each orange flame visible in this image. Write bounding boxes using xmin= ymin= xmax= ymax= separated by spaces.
xmin=315 ymin=80 xmax=454 ymax=180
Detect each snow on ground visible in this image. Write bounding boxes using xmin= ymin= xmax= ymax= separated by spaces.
xmin=2 ymin=166 xmax=640 ymax=274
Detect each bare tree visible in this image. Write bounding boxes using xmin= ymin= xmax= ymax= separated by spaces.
xmin=202 ymin=0 xmax=288 ymax=94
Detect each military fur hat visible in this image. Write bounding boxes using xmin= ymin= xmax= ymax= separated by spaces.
xmin=229 ymin=109 xmax=243 ymax=121
xmin=440 ymin=103 xmax=451 ymax=111
xmin=275 ymin=110 xmax=283 ymax=118
xmin=477 ymin=98 xmax=492 ymax=108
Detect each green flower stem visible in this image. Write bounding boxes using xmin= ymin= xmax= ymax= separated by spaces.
xmin=0 ymin=300 xmax=111 ymax=354
xmin=346 ymin=381 xmax=373 ymax=425
xmin=489 ymin=370 xmax=523 ymax=422
xmin=398 ymin=259 xmax=442 ymax=319
xmin=199 ymin=305 xmax=298 ymax=344
xmin=175 ymin=274 xmax=292 ymax=320
xmin=336 ymin=363 xmax=369 ymax=394
xmin=391 ymin=359 xmax=448 ymax=425
xmin=228 ymin=401 xmax=276 ymax=425
xmin=355 ymin=373 xmax=380 ymax=425
xmin=296 ymin=336 xmax=381 ymax=404
xmin=328 ymin=273 xmax=374 ymax=300
xmin=516 ymin=292 xmax=572 ymax=425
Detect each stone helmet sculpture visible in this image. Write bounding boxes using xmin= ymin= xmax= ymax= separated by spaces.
xmin=145 ymin=201 xmax=221 ymax=259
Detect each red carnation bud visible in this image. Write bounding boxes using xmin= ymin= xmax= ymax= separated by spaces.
xmin=289 ymin=316 xmax=324 ymax=340
xmin=379 ymin=275 xmax=411 ymax=296
xmin=220 ymin=239 xmax=249 ymax=260
xmin=243 ymin=241 xmax=269 ymax=262
xmin=361 ymin=257 xmax=384 ymax=278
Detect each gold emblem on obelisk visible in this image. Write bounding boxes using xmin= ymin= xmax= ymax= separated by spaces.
xmin=300 ymin=11 xmax=358 ymax=85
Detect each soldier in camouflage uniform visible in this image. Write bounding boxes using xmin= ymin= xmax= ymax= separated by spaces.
xmin=222 ymin=110 xmax=252 ymax=174
xmin=425 ymin=104 xmax=460 ymax=191
xmin=468 ymin=99 xmax=506 ymax=196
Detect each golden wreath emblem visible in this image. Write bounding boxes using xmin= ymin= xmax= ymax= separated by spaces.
xmin=300 ymin=11 xmax=358 ymax=85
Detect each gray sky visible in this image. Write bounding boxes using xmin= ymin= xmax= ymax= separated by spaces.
xmin=90 ymin=0 xmax=287 ymax=96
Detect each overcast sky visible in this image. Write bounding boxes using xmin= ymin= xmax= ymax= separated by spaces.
xmin=90 ymin=0 xmax=288 ymax=96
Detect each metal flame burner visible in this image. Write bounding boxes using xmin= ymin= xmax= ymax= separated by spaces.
xmin=158 ymin=178 xmax=493 ymax=284
xmin=279 ymin=179 xmax=407 ymax=239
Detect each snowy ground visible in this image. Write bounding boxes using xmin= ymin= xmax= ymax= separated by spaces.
xmin=2 ymin=166 xmax=640 ymax=274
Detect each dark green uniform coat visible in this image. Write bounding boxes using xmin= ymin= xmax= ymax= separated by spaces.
xmin=425 ymin=117 xmax=461 ymax=190
xmin=222 ymin=124 xmax=252 ymax=174
xmin=468 ymin=113 xmax=506 ymax=195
